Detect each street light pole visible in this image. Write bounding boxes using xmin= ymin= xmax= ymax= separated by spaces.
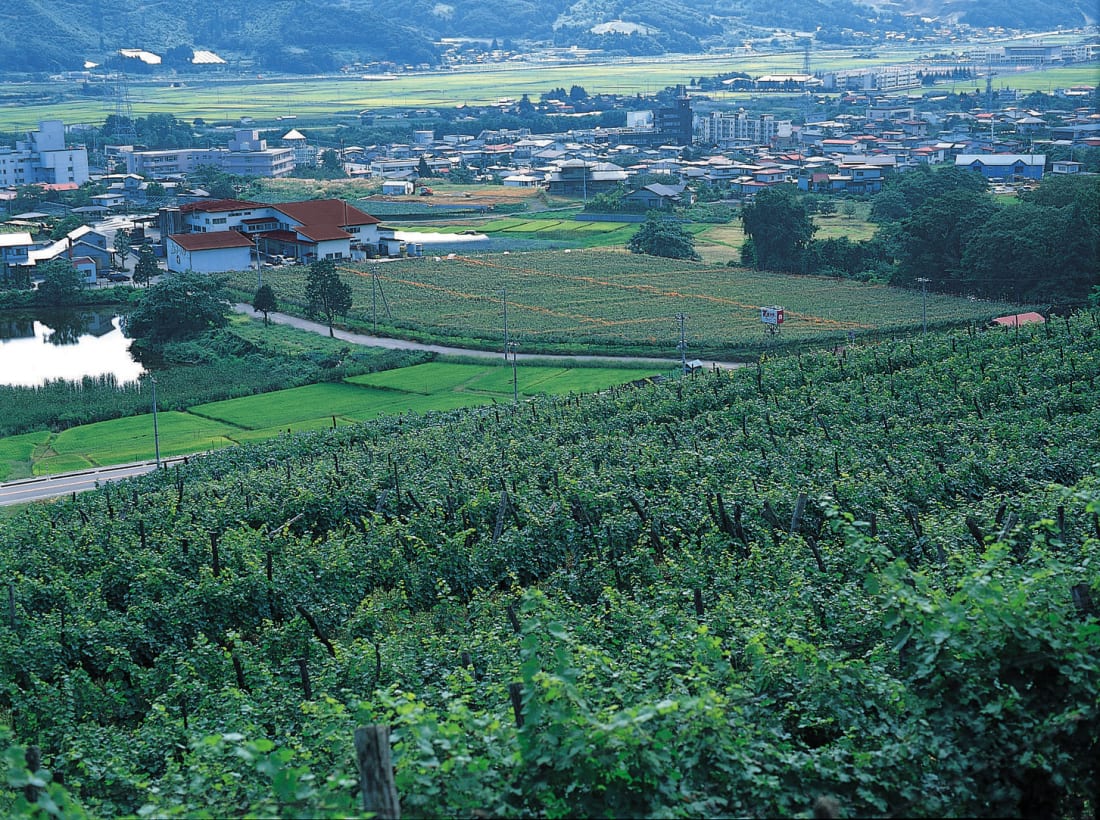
xmin=916 ymin=277 xmax=930 ymax=336
xmin=150 ymin=375 xmax=161 ymax=469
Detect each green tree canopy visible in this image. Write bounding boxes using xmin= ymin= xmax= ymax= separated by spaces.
xmin=34 ymin=259 xmax=86 ymax=307
xmin=305 ymin=260 xmax=352 ymax=337
xmin=627 ymin=216 xmax=701 ymax=261
xmin=740 ymin=186 xmax=815 ymax=272
xmin=893 ymin=187 xmax=997 ymax=291
xmin=253 ymin=283 xmax=278 ymax=325
xmin=125 ymin=271 xmax=231 ymax=351
xmin=132 ymin=244 xmax=159 ymax=287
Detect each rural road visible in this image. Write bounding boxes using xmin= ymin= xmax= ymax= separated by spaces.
xmin=0 ymin=309 xmax=740 ymax=507
xmin=232 ymin=303 xmax=743 ymax=371
xmin=0 ymin=457 xmax=189 ymax=507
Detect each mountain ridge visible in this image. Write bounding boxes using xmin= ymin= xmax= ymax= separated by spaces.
xmin=1 ymin=0 xmax=1094 ymax=75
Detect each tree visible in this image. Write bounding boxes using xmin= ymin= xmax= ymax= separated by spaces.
xmin=253 ymin=283 xmax=278 ymax=325
xmin=740 ymin=186 xmax=815 ymax=272
xmin=841 ymin=201 xmax=858 ymax=220
xmin=305 ymin=259 xmax=352 ymax=337
xmin=34 ymin=259 xmax=86 ymax=307
xmin=893 ymin=188 xmax=996 ymax=291
xmin=132 ymin=244 xmax=159 ymax=287
xmin=627 ymin=216 xmax=701 ymax=261
xmin=417 ymin=155 xmax=433 ymax=179
xmin=49 ymin=214 xmax=85 ymax=240
xmin=113 ymin=229 xmax=132 ymax=270
xmin=125 ymin=271 xmax=230 ymax=351
xmin=320 ymin=150 xmax=345 ymax=176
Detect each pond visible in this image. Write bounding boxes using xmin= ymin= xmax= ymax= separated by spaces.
xmin=0 ymin=310 xmax=145 ymax=387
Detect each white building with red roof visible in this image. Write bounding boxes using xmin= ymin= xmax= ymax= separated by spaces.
xmin=167 ymin=197 xmax=395 ymax=272
xmin=166 ymin=231 xmax=256 ymax=274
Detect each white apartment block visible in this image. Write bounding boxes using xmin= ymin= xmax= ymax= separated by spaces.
xmin=696 ymin=112 xmax=792 ymax=147
xmin=0 ymin=120 xmax=90 ymax=187
xmin=120 ymin=130 xmax=295 ymax=178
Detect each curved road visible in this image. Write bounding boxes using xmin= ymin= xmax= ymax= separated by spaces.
xmin=233 ymin=303 xmax=743 ymax=371
xmin=0 ymin=457 xmax=190 ymax=507
xmin=0 ymin=308 xmax=741 ymax=506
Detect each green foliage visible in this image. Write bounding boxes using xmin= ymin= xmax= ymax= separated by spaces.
xmin=627 ymin=215 xmax=700 ymax=260
xmin=1 ymin=313 xmax=1098 ymax=816
xmin=740 ymin=186 xmax=816 ymax=272
xmin=33 ymin=260 xmax=85 ymax=308
xmin=305 ymin=260 xmax=352 ymax=337
xmin=124 ymin=271 xmax=231 ymax=353
xmin=253 ymin=283 xmax=278 ymax=324
xmin=131 ymin=245 xmax=158 ymax=288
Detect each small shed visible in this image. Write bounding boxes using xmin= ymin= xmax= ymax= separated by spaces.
xmin=991 ymin=311 xmax=1045 ymax=328
xmin=381 ymin=180 xmax=414 ymax=196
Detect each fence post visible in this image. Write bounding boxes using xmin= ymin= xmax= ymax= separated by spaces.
xmin=354 ymin=725 xmax=401 ymax=819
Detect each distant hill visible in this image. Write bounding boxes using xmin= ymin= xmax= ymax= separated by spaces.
xmin=1 ymin=0 xmax=1095 ymax=74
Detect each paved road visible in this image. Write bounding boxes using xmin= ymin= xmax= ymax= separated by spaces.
xmin=233 ymin=304 xmax=743 ymax=371
xmin=0 ymin=457 xmax=188 ymax=507
xmin=1 ymin=310 xmax=739 ymax=507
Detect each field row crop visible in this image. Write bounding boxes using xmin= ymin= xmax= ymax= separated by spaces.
xmin=223 ymin=251 xmax=1032 ymax=358
xmin=0 ymin=362 xmax=659 ymax=480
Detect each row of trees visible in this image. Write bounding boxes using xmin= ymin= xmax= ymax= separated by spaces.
xmin=740 ymin=170 xmax=1099 ymax=303
xmin=127 ymin=260 xmax=352 ymax=359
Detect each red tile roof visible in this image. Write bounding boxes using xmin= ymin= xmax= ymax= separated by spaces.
xmin=295 ymin=224 xmax=352 ymax=241
xmin=169 ymin=232 xmax=255 ymax=251
xmin=179 ymin=198 xmax=264 ymax=213
xmin=273 ymin=199 xmax=380 ymax=227
xmin=992 ymin=312 xmax=1046 ymax=327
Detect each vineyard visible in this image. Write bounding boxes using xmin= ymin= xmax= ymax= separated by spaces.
xmin=223 ymin=251 xmax=1031 ymax=359
xmin=0 ymin=362 xmax=660 ymax=480
xmin=1 ymin=311 xmax=1098 ymax=817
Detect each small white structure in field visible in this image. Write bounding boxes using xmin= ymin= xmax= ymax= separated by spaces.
xmin=761 ymin=306 xmax=784 ymax=333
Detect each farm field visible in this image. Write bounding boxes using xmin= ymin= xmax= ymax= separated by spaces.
xmin=224 ymin=250 xmax=1031 ymax=359
xmin=0 ymin=362 xmax=660 ymax=480
xmin=400 ymin=215 xmax=641 ymax=248
xmin=1 ymin=47 xmax=1093 ymax=131
xmin=0 ymin=312 xmax=1096 ymax=817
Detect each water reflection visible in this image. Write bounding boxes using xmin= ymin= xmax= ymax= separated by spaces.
xmin=0 ymin=310 xmax=144 ymax=387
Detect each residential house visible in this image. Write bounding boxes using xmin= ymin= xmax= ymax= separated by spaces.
xmin=621 ymin=183 xmax=693 ymax=210
xmin=545 ymin=160 xmax=629 ymax=197
xmin=955 ymin=154 xmax=1045 ymax=180
xmin=1051 ymin=160 xmax=1082 ymax=175
xmin=0 ymin=231 xmax=34 ymax=276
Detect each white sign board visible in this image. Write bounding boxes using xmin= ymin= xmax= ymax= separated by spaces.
xmin=760 ymin=306 xmax=784 ymax=325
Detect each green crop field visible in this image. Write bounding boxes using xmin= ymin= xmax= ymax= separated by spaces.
xmin=0 ymin=362 xmax=660 ymax=479
xmin=4 ymin=42 xmax=1090 ymax=131
xmin=225 ymin=251 xmax=1029 ymax=358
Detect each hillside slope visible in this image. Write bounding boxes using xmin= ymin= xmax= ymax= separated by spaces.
xmin=1 ymin=312 xmax=1097 ymax=816
xmin=2 ymin=0 xmax=1094 ymax=74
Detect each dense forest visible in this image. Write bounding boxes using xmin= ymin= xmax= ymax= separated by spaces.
xmin=2 ymin=310 xmax=1098 ymax=816
xmin=4 ymin=0 xmax=1095 ymax=74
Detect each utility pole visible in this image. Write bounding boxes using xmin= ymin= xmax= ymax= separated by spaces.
xmin=150 ymin=375 xmax=161 ymax=469
xmin=676 ymin=312 xmax=688 ymax=374
xmin=372 ymin=271 xmax=378 ymax=333
xmin=508 ymin=340 xmax=519 ymax=405
xmin=916 ymin=278 xmax=930 ymax=336
xmin=501 ymin=287 xmax=510 ymax=360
